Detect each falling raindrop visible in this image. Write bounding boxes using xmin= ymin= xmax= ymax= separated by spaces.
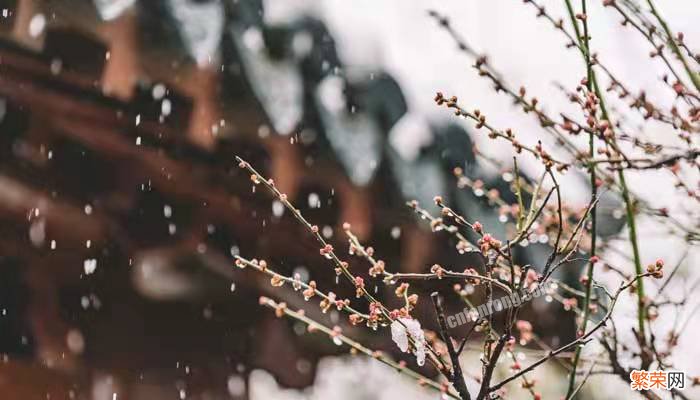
xmin=271 ymin=200 xmax=284 ymax=217
xmin=29 ymin=219 xmax=46 ymax=248
xmin=161 ymin=99 xmax=172 ymax=116
xmin=293 ymin=266 xmax=309 ymax=282
xmin=229 ymin=246 xmax=240 ymax=256
xmin=50 ymin=58 xmax=62 ymax=75
xmin=321 ymin=225 xmax=333 ymax=239
xmin=84 ymin=259 xmax=97 ymax=275
xmin=66 ymin=329 xmax=85 ymax=354
xmin=152 ymin=83 xmax=166 ymax=99
xmin=227 ymin=375 xmax=245 ymax=397
xmin=308 ymin=193 xmax=321 ymax=209
xmin=28 ymin=14 xmax=46 ymax=38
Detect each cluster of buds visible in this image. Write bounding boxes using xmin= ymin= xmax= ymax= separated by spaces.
xmin=434 ymin=92 xmax=457 ymax=108
xmin=562 ymin=297 xmax=578 ymax=311
xmin=646 ymin=259 xmax=664 ymax=279
xmin=319 ymin=244 xmax=334 ymax=256
xmin=335 ymin=298 xmax=350 ymax=311
xmin=389 ymin=308 xmax=410 ymax=320
xmin=524 ymin=269 xmax=540 ymax=289
xmin=473 ymin=109 xmax=487 ymax=129
xmin=579 ymin=273 xmax=590 ymax=286
xmin=319 ymin=292 xmax=337 ymax=313
xmin=506 ymin=336 xmax=516 ymax=352
xmin=597 ymin=119 xmax=614 ymax=140
xmin=302 ymin=280 xmax=317 ymax=300
xmin=560 ymin=117 xmax=582 ymax=135
xmin=274 ymin=301 xmax=288 ymax=318
xmin=368 ymin=302 xmax=383 ymax=327
xmin=270 ymin=274 xmax=284 ymax=287
xmin=368 ymin=260 xmax=385 ymax=277
xmin=335 ymin=261 xmax=349 ymax=276
xmin=348 ymin=313 xmax=364 ymax=326
xmin=429 ymin=217 xmax=444 ymax=232
xmin=430 ymin=264 xmax=445 ymax=279
xmin=534 ymin=141 xmax=555 ymax=169
xmin=478 ymin=233 xmax=502 ymax=254
xmin=463 ymin=267 xmax=481 ymax=284
xmin=354 ymin=276 xmax=365 ymax=298
xmin=395 ymin=282 xmax=409 ymax=297
xmin=516 ymin=320 xmax=534 ymax=345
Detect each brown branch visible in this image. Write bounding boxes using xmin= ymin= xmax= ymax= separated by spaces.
xmin=489 ymin=272 xmax=654 ymax=393
xmin=431 ymin=292 xmax=472 ymax=400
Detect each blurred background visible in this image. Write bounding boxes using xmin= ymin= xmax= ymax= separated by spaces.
xmin=0 ymin=0 xmax=697 ymax=399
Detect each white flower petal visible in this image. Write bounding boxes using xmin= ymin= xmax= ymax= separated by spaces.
xmin=391 ymin=320 xmax=409 ymax=352
xmin=391 ymin=318 xmax=427 ymax=366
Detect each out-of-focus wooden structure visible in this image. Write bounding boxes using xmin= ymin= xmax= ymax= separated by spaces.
xmin=0 ymin=2 xmax=444 ymax=399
